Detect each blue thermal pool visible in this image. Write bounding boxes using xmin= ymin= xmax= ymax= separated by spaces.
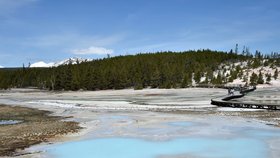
xmin=49 ymin=137 xmax=268 ymax=158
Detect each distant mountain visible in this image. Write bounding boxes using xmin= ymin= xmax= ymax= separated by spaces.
xmin=52 ymin=57 xmax=92 ymax=67
xmin=30 ymin=57 xmax=92 ymax=68
xmin=30 ymin=61 xmax=54 ymax=68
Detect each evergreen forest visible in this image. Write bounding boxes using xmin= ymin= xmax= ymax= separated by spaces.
xmin=0 ymin=50 xmax=279 ymax=91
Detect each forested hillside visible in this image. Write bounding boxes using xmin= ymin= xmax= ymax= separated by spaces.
xmin=0 ymin=50 xmax=279 ymax=90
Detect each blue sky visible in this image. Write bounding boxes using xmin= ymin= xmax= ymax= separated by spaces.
xmin=0 ymin=0 xmax=279 ymax=67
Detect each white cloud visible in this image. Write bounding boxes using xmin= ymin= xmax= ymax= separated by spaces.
xmin=71 ymin=46 xmax=114 ymax=55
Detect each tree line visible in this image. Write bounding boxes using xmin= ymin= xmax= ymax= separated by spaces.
xmin=0 ymin=50 xmax=278 ymax=91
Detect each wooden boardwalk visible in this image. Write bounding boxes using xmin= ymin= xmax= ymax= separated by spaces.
xmin=211 ymin=97 xmax=280 ymax=110
xmin=211 ymin=86 xmax=280 ymax=110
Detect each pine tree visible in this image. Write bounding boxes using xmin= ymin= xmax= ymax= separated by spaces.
xmin=181 ymin=73 xmax=191 ymax=88
xmin=250 ymin=72 xmax=258 ymax=85
xmin=54 ymin=73 xmax=64 ymax=90
xmin=257 ymin=71 xmax=264 ymax=84
xmin=150 ymin=69 xmax=160 ymax=88
xmin=216 ymin=72 xmax=223 ymax=84
xmin=265 ymin=73 xmax=271 ymax=83
xmin=194 ymin=71 xmax=201 ymax=84
xmin=204 ymin=74 xmax=209 ymax=84
xmin=274 ymin=69 xmax=279 ymax=80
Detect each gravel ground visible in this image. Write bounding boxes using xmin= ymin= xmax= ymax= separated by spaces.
xmin=0 ymin=105 xmax=81 ymax=157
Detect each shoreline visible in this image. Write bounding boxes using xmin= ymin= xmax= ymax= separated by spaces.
xmin=0 ymin=105 xmax=81 ymax=157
